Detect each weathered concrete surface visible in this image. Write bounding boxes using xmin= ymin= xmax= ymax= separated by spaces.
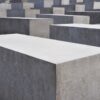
xmin=0 ymin=34 xmax=100 ymax=100
xmin=50 ymin=24 xmax=100 ymax=46
xmin=37 ymin=14 xmax=90 ymax=24
xmin=0 ymin=17 xmax=53 ymax=38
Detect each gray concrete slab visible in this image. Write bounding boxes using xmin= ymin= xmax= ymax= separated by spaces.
xmin=0 ymin=34 xmax=100 ymax=100
xmin=37 ymin=14 xmax=90 ymax=24
xmin=50 ymin=24 xmax=100 ymax=46
xmin=0 ymin=17 xmax=53 ymax=38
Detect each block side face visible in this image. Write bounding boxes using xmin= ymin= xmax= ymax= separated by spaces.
xmin=56 ymin=54 xmax=100 ymax=100
xmin=0 ymin=47 xmax=56 ymax=100
xmin=29 ymin=19 xmax=53 ymax=38
xmin=50 ymin=26 xmax=100 ymax=46
xmin=0 ymin=18 xmax=29 ymax=35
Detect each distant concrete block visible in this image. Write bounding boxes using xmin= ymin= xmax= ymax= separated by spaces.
xmin=93 ymin=1 xmax=100 ymax=10
xmin=0 ymin=17 xmax=53 ymax=38
xmin=37 ymin=14 xmax=90 ymax=24
xmin=75 ymin=4 xmax=85 ymax=12
xmin=66 ymin=11 xmax=100 ymax=24
xmin=0 ymin=3 xmax=11 ymax=9
xmin=23 ymin=2 xmax=34 ymax=9
xmin=0 ymin=34 xmax=100 ymax=100
xmin=53 ymin=7 xmax=65 ymax=14
xmin=0 ymin=9 xmax=7 ymax=17
xmin=7 ymin=9 xmax=25 ymax=17
xmin=50 ymin=24 xmax=100 ymax=46
xmin=25 ymin=9 xmax=40 ymax=17
xmin=44 ymin=0 xmax=53 ymax=7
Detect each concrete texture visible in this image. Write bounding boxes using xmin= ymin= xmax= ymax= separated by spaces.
xmin=0 ymin=17 xmax=53 ymax=38
xmin=50 ymin=24 xmax=100 ymax=46
xmin=0 ymin=34 xmax=100 ymax=100
xmin=37 ymin=14 xmax=90 ymax=24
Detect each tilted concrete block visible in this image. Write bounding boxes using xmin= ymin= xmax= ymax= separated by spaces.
xmin=50 ymin=24 xmax=100 ymax=46
xmin=0 ymin=34 xmax=100 ymax=100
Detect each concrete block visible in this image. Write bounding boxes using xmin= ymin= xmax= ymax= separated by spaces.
xmin=25 ymin=9 xmax=40 ymax=17
xmin=76 ymin=0 xmax=84 ymax=3
xmin=53 ymin=7 xmax=65 ymax=14
xmin=37 ymin=14 xmax=90 ymax=24
xmin=66 ymin=11 xmax=100 ymax=24
xmin=11 ymin=3 xmax=23 ymax=9
xmin=0 ymin=9 xmax=7 ymax=17
xmin=0 ymin=3 xmax=11 ymax=9
xmin=23 ymin=2 xmax=34 ymax=9
xmin=93 ymin=1 xmax=100 ymax=10
xmin=50 ymin=24 xmax=100 ymax=46
xmin=7 ymin=9 xmax=25 ymax=17
xmin=0 ymin=34 xmax=100 ymax=100
xmin=0 ymin=17 xmax=53 ymax=38
xmin=44 ymin=0 xmax=53 ymax=7
xmin=75 ymin=4 xmax=85 ymax=12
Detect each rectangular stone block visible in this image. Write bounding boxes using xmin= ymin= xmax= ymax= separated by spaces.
xmin=0 ymin=17 xmax=53 ymax=38
xmin=25 ymin=9 xmax=40 ymax=17
xmin=0 ymin=9 xmax=7 ymax=17
xmin=50 ymin=24 xmax=100 ymax=46
xmin=0 ymin=34 xmax=100 ymax=100
xmin=53 ymin=7 xmax=65 ymax=14
xmin=37 ymin=14 xmax=90 ymax=24
xmin=23 ymin=2 xmax=34 ymax=9
xmin=7 ymin=9 xmax=25 ymax=17
xmin=66 ymin=11 xmax=100 ymax=24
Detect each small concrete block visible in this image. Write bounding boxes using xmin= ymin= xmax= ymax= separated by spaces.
xmin=37 ymin=14 xmax=90 ymax=24
xmin=53 ymin=7 xmax=65 ymax=14
xmin=25 ymin=9 xmax=40 ymax=17
xmin=0 ymin=34 xmax=100 ymax=100
xmin=23 ymin=2 xmax=34 ymax=9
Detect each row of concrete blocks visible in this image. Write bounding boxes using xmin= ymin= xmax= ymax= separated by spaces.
xmin=1 ymin=16 xmax=100 ymax=47
xmin=0 ymin=3 xmax=34 ymax=9
xmin=0 ymin=16 xmax=95 ymax=37
xmin=0 ymin=15 xmax=100 ymax=40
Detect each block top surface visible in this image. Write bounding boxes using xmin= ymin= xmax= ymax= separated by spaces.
xmin=0 ymin=34 xmax=100 ymax=64
xmin=52 ymin=24 xmax=100 ymax=29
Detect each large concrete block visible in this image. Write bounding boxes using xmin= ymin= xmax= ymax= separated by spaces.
xmin=0 ymin=17 xmax=53 ymax=38
xmin=0 ymin=34 xmax=100 ymax=100
xmin=37 ymin=14 xmax=90 ymax=24
xmin=50 ymin=24 xmax=100 ymax=46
